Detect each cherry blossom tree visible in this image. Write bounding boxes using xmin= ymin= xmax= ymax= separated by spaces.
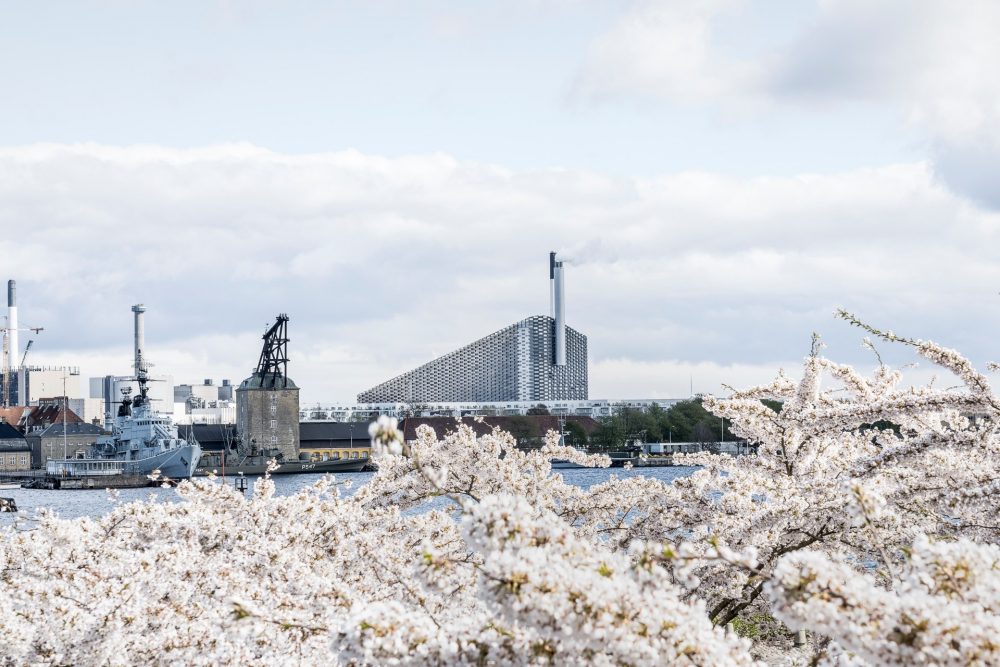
xmin=3 ymin=314 xmax=1000 ymax=666
xmin=769 ymin=536 xmax=1000 ymax=665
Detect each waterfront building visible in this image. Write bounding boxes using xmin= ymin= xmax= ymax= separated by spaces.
xmin=298 ymin=422 xmax=372 ymax=463
xmin=0 ymin=422 xmax=30 ymax=471
xmin=181 ymin=422 xmax=371 ymax=464
xmin=236 ymin=315 xmax=300 ymax=462
xmin=302 ymin=398 xmax=685 ymax=422
xmin=26 ymin=422 xmax=106 ymax=468
xmin=358 ymin=253 xmax=588 ymax=403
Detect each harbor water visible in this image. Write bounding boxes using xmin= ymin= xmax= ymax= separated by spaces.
xmin=0 ymin=466 xmax=697 ymax=523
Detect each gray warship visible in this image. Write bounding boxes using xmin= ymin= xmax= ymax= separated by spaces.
xmin=46 ymin=305 xmax=201 ymax=480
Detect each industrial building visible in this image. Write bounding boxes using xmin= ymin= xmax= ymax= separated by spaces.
xmin=358 ymin=252 xmax=588 ymax=403
xmin=174 ymin=379 xmax=235 ymax=406
xmin=1 ymin=365 xmax=85 ymax=409
xmin=2 ymin=280 xmax=85 ymax=414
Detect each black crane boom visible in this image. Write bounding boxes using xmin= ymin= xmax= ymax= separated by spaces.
xmin=254 ymin=314 xmax=290 ymax=388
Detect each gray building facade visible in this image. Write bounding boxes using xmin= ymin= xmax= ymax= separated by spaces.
xmin=358 ymin=315 xmax=588 ymax=403
xmin=236 ymin=376 xmax=300 ymax=463
xmin=236 ymin=315 xmax=300 ymax=463
xmin=26 ymin=423 xmax=106 ymax=468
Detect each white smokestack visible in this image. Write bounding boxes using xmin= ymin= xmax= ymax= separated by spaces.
xmin=551 ymin=253 xmax=567 ymax=366
xmin=549 ymin=252 xmax=556 ymax=318
xmin=7 ymin=280 xmax=17 ymax=374
xmin=132 ymin=304 xmax=146 ymax=376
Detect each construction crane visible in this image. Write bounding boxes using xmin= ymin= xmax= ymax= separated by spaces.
xmin=19 ymin=339 xmax=34 ymax=368
xmin=1 ymin=324 xmax=44 ymax=408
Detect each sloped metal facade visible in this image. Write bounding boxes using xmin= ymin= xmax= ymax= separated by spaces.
xmin=357 ymin=316 xmax=587 ymax=403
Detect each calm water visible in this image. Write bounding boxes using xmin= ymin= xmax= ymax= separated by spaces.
xmin=0 ymin=466 xmax=697 ymax=523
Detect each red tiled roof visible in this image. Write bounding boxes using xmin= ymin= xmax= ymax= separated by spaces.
xmin=0 ymin=406 xmax=30 ymax=429
xmin=25 ymin=403 xmax=84 ymax=430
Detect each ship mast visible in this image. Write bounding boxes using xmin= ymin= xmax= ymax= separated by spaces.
xmin=132 ymin=304 xmax=150 ymax=405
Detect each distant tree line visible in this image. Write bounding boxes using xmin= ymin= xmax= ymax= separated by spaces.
xmin=588 ymin=399 xmax=781 ymax=452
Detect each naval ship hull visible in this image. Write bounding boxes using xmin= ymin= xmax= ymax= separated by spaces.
xmin=45 ymin=443 xmax=201 ymax=480
xmin=128 ymin=444 xmax=201 ymax=479
xmin=194 ymin=456 xmax=369 ymax=477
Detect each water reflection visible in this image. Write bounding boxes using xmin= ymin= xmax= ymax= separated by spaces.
xmin=0 ymin=466 xmax=698 ymax=523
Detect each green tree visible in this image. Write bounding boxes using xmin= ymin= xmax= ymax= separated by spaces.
xmin=657 ymin=399 xmax=736 ymax=442
xmin=592 ymin=415 xmax=626 ymax=451
xmin=505 ymin=415 xmax=536 ymax=447
xmin=563 ymin=420 xmax=588 ymax=448
xmin=761 ymin=399 xmax=783 ymax=414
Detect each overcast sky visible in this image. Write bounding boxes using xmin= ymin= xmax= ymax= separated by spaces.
xmin=1 ymin=0 xmax=999 ymax=404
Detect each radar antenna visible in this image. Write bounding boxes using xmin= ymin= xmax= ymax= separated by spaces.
xmin=254 ymin=314 xmax=290 ymax=388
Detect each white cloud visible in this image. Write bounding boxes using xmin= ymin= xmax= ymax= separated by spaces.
xmin=575 ymin=0 xmax=1000 ymax=207
xmin=768 ymin=0 xmax=1000 ymax=206
xmin=1 ymin=143 xmax=998 ymax=403
xmin=573 ymin=0 xmax=758 ymax=103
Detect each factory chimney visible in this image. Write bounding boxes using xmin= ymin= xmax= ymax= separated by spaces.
xmin=132 ymin=304 xmax=147 ymax=377
xmin=7 ymin=280 xmax=17 ymax=374
xmin=549 ymin=252 xmax=566 ymax=366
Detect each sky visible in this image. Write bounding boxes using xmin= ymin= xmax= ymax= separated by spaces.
xmin=1 ymin=0 xmax=999 ymax=404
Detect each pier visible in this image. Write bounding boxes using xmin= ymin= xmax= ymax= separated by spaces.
xmin=0 ymin=469 xmax=155 ymax=489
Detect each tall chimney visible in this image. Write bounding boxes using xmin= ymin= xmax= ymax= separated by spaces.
xmin=551 ymin=253 xmax=567 ymax=366
xmin=549 ymin=252 xmax=556 ymax=318
xmin=7 ymin=280 xmax=17 ymax=374
xmin=132 ymin=304 xmax=146 ymax=376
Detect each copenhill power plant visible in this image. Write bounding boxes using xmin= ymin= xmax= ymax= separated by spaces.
xmin=357 ymin=251 xmax=588 ymax=403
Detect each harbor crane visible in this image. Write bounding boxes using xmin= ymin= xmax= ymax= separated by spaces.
xmin=1 ymin=323 xmax=44 ymax=408
xmin=19 ymin=339 xmax=33 ymax=368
